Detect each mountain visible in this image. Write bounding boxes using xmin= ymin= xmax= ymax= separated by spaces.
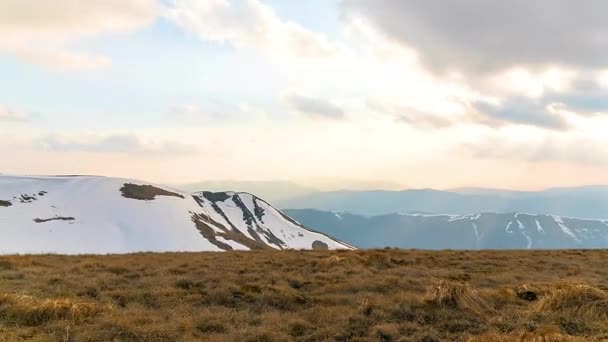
xmin=0 ymin=175 xmax=353 ymax=254
xmin=179 ymin=180 xmax=317 ymax=203
xmin=278 ymin=187 xmax=608 ymax=219
xmin=178 ymin=178 xmax=407 ymax=203
xmin=285 ymin=209 xmax=608 ymax=249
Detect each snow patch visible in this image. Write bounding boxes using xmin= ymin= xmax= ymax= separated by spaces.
xmin=552 ymin=215 xmax=581 ymax=243
xmin=535 ymin=220 xmax=545 ymax=233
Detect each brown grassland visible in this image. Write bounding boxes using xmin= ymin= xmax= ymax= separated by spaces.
xmin=0 ymin=249 xmax=607 ymax=341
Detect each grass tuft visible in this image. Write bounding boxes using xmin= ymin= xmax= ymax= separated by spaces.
xmin=0 ymin=292 xmax=100 ymax=326
xmin=424 ymin=280 xmax=494 ymax=315
xmin=534 ymin=283 xmax=608 ymax=320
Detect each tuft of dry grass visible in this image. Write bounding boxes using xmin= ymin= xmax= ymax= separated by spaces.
xmin=534 ymin=283 xmax=608 ymax=320
xmin=0 ymin=249 xmax=608 ymax=341
xmin=424 ymin=280 xmax=494 ymax=316
xmin=0 ymin=292 xmax=101 ymax=326
xmin=467 ymin=326 xmax=588 ymax=341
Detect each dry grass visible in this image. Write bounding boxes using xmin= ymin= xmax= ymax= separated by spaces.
xmin=534 ymin=283 xmax=608 ymax=321
xmin=119 ymin=183 xmax=184 ymax=200
xmin=423 ymin=280 xmax=494 ymax=316
xmin=0 ymin=293 xmax=100 ymax=326
xmin=0 ymin=250 xmax=608 ymax=341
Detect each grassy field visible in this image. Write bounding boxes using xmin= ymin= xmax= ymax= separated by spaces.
xmin=1 ymin=250 xmax=607 ymax=341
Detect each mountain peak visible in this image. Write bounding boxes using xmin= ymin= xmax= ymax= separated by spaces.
xmin=0 ymin=175 xmax=353 ymax=254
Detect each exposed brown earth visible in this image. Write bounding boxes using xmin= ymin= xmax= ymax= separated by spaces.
xmin=120 ymin=183 xmax=184 ymax=201
xmin=32 ymin=217 xmax=75 ymax=223
xmin=0 ymin=250 xmax=607 ymax=341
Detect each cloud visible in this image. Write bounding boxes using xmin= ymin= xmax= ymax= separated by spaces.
xmin=0 ymin=104 xmax=29 ymax=122
xmin=469 ymin=73 xmax=608 ymax=130
xmin=474 ymin=99 xmax=570 ymax=131
xmin=165 ymin=0 xmax=337 ymax=58
xmin=341 ymin=0 xmax=608 ymax=75
xmin=463 ymin=132 xmax=608 ymax=166
xmin=4 ymin=47 xmax=111 ymax=71
xmin=0 ymin=0 xmax=157 ymax=70
xmin=39 ymin=134 xmax=197 ymax=157
xmin=367 ymin=100 xmax=453 ymax=129
xmin=544 ymin=79 xmax=608 ymax=115
xmin=284 ymin=93 xmax=345 ymax=120
xmin=167 ymin=102 xmax=252 ymax=123
xmin=167 ymin=104 xmax=219 ymax=122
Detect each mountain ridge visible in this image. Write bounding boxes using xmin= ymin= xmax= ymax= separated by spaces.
xmin=0 ymin=175 xmax=353 ymax=254
xmin=285 ymin=209 xmax=608 ymax=250
xmin=278 ymin=187 xmax=608 ymax=218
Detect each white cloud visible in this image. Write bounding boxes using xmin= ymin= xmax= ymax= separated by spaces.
xmin=0 ymin=104 xmax=29 ymax=122
xmin=463 ymin=128 xmax=608 ymax=166
xmin=284 ymin=93 xmax=345 ymax=120
xmin=38 ymin=133 xmax=197 ymax=157
xmin=487 ymin=66 xmax=578 ymax=99
xmin=0 ymin=0 xmax=157 ymax=70
xmin=341 ymin=0 xmax=608 ymax=74
xmin=167 ymin=101 xmax=268 ymax=124
xmin=4 ymin=46 xmax=111 ymax=71
xmin=165 ymin=0 xmax=338 ymax=58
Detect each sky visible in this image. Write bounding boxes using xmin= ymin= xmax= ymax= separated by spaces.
xmin=2 ymin=0 xmax=608 ymax=190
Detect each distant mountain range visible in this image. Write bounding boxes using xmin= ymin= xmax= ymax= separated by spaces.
xmin=179 ymin=180 xmax=317 ymax=202
xmin=179 ymin=179 xmax=407 ymax=203
xmin=6 ymin=175 xmax=608 ymax=252
xmin=279 ymin=186 xmax=608 ymax=219
xmin=0 ymin=175 xmax=353 ymax=254
xmin=285 ymin=209 xmax=608 ymax=249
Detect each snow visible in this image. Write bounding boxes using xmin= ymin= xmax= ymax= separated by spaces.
xmin=0 ymin=175 xmax=221 ymax=254
xmin=471 ymin=223 xmax=480 ymax=240
xmin=535 ymin=220 xmax=545 ymax=233
xmin=514 ymin=219 xmax=532 ymax=249
xmin=552 ymin=215 xmax=581 ymax=243
xmin=0 ymin=175 xmax=353 ymax=254
xmin=505 ymin=221 xmax=514 ymax=233
xmin=238 ymin=193 xmax=353 ymax=250
xmin=448 ymin=215 xmax=466 ymax=222
xmin=191 ymin=191 xmax=354 ymax=250
xmin=215 ymin=236 xmax=249 ymax=250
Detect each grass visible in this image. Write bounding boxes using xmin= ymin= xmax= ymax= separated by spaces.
xmin=0 ymin=200 xmax=11 ymax=207
xmin=0 ymin=249 xmax=607 ymax=341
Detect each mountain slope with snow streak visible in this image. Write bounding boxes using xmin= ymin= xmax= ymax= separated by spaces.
xmin=0 ymin=175 xmax=353 ymax=254
xmin=285 ymin=209 xmax=608 ymax=249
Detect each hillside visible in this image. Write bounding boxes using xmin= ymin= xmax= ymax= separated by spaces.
xmin=0 ymin=175 xmax=352 ymax=254
xmin=285 ymin=209 xmax=608 ymax=249
xmin=0 ymin=250 xmax=607 ymax=341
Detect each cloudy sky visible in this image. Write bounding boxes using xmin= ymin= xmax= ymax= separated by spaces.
xmin=2 ymin=0 xmax=608 ymax=190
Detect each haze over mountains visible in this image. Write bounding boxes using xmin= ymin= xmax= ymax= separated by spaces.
xmin=179 ymin=179 xmax=407 ymax=203
xmin=4 ymin=174 xmax=608 ymax=252
xmin=0 ymin=175 xmax=352 ymax=254
xmin=181 ymin=180 xmax=608 ymax=219
xmin=278 ymin=186 xmax=608 ymax=219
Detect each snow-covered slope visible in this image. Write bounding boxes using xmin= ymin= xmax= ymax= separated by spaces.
xmin=0 ymin=175 xmax=353 ymax=254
